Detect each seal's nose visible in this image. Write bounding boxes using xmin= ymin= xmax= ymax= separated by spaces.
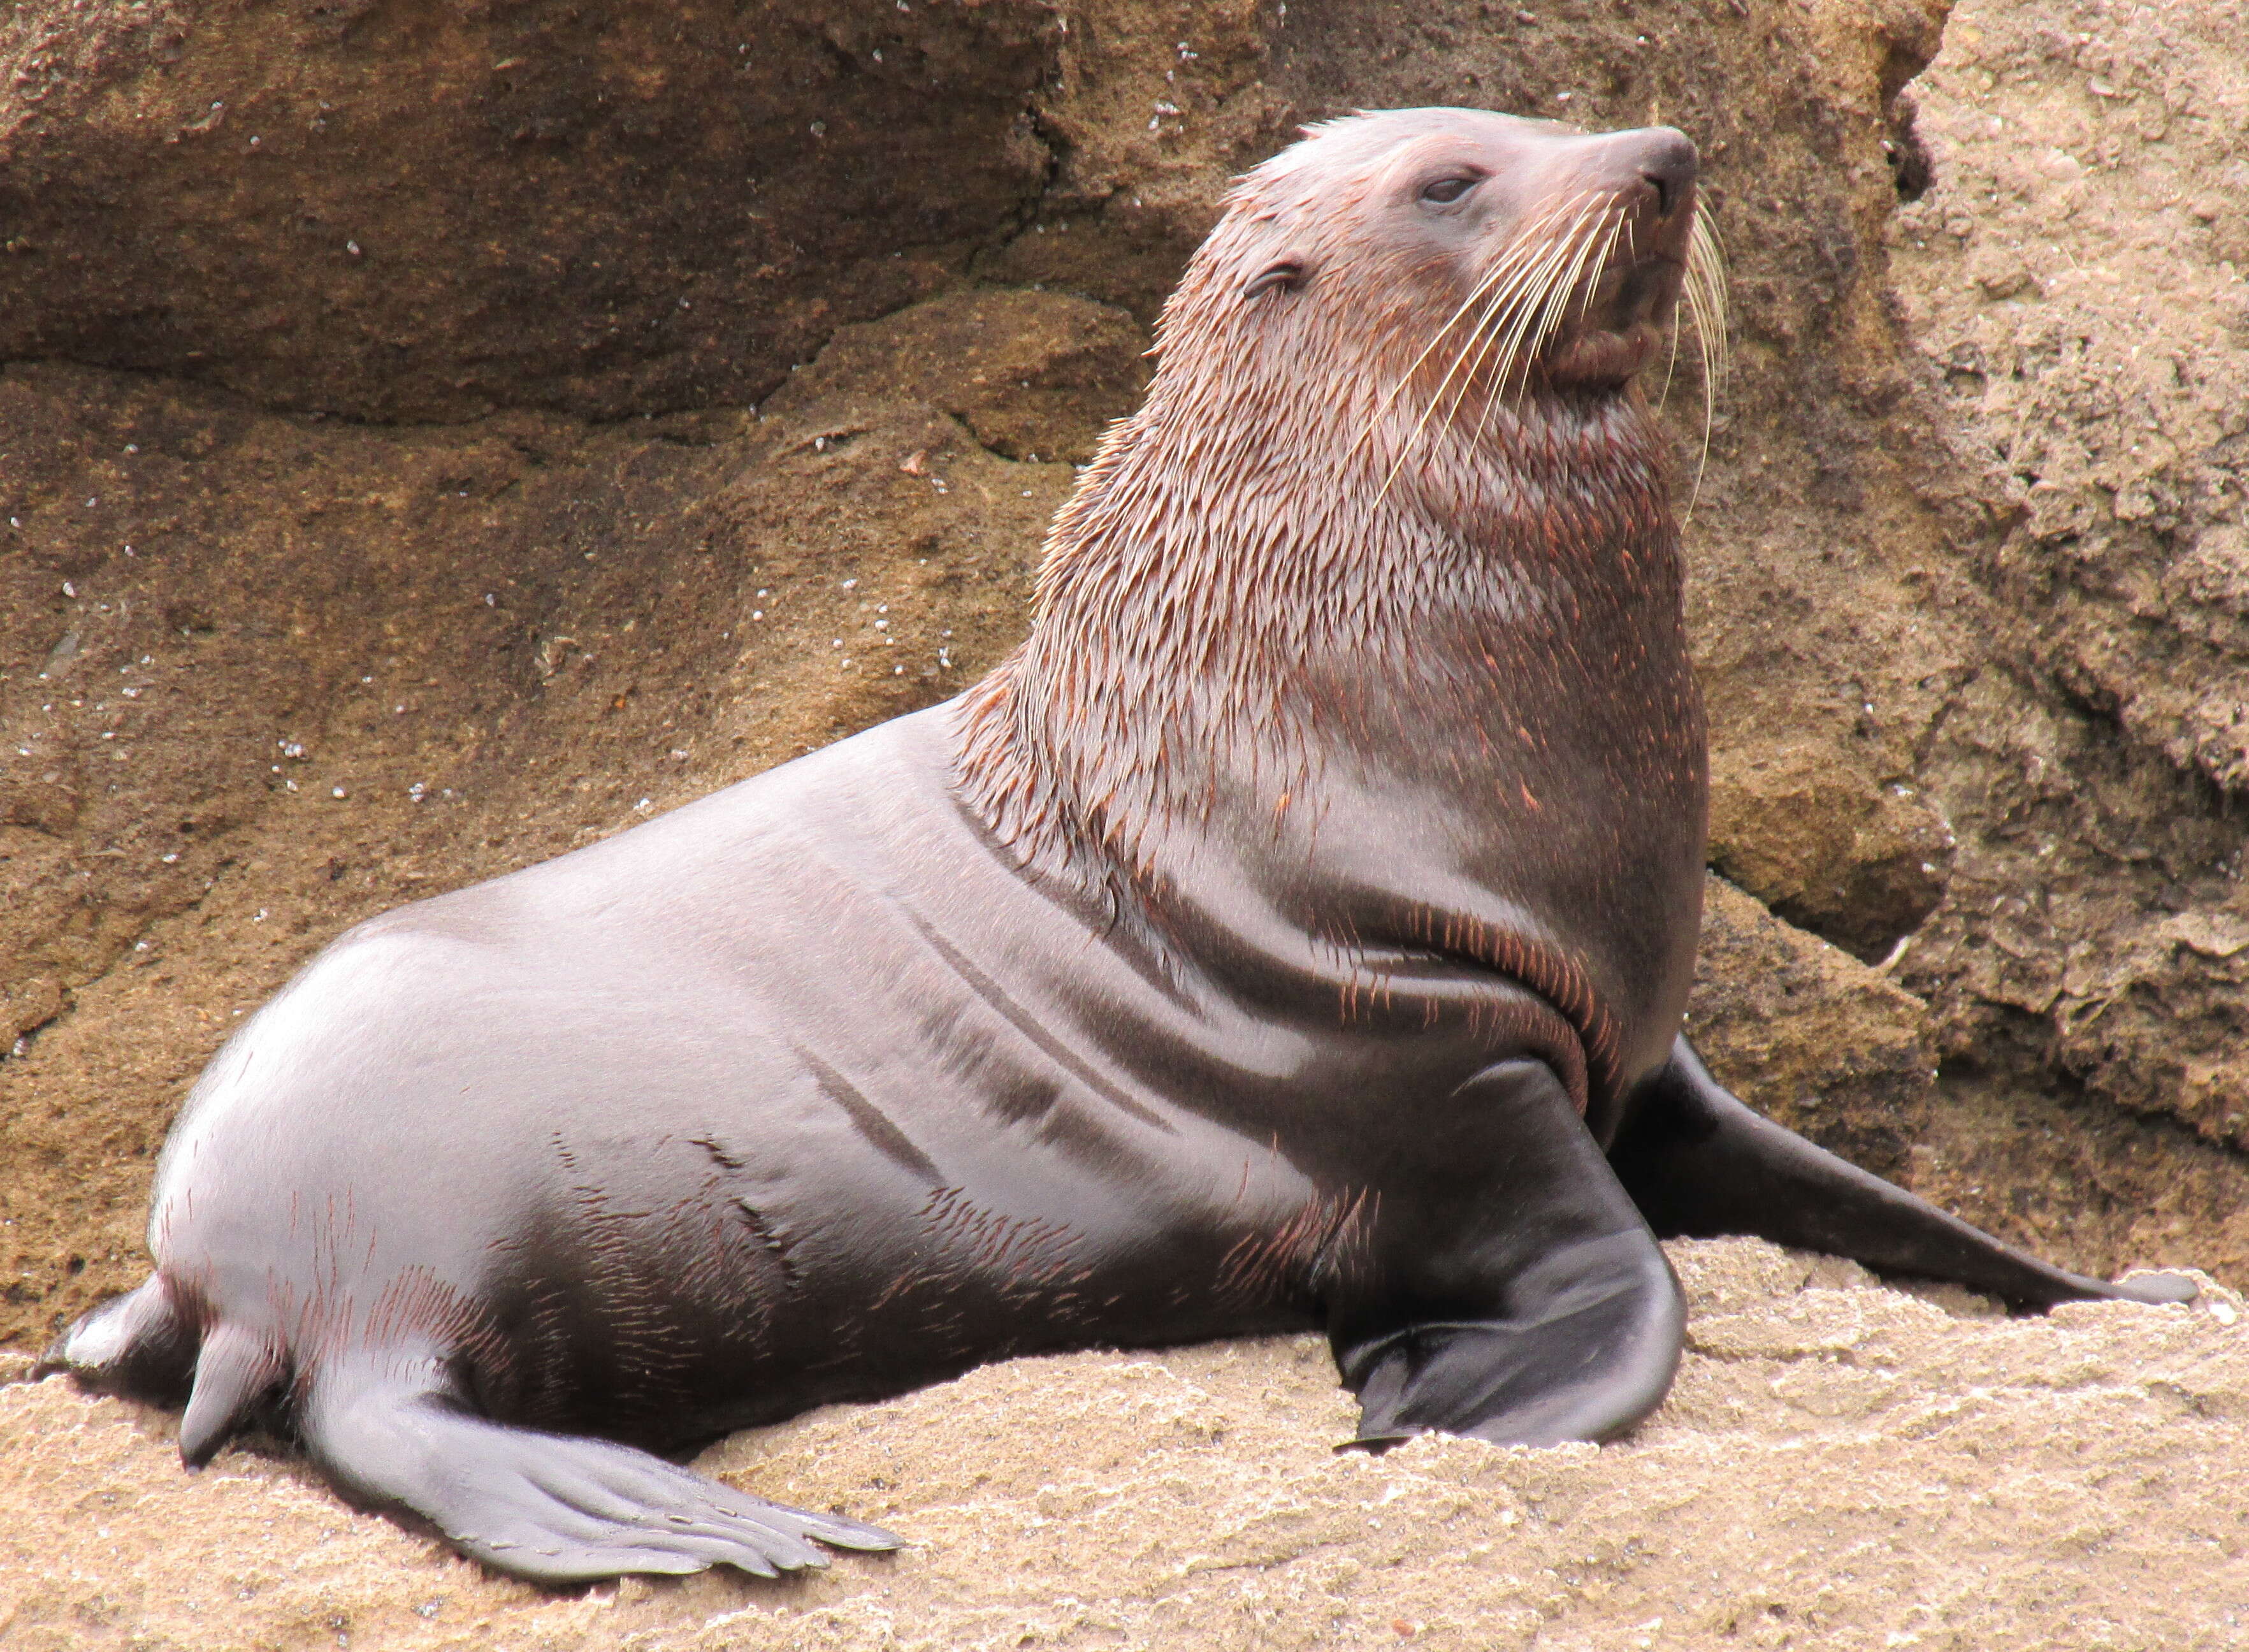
xmin=1630 ymin=128 xmax=1698 ymax=219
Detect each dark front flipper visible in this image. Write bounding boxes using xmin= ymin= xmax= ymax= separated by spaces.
xmin=302 ymin=1363 xmax=900 ymax=1586
xmin=1333 ymin=1060 xmax=1685 ymax=1449
xmin=1609 ymin=1036 xmax=2197 ymax=1310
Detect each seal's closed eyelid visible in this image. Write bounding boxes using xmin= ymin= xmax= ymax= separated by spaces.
xmin=1418 ymin=172 xmax=1486 ymax=205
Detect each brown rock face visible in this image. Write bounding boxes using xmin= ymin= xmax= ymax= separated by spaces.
xmin=1887 ymin=0 xmax=2249 ymax=1165
xmin=1707 ymin=743 xmax=1956 ymax=962
xmin=762 ymin=289 xmax=1152 ymax=464
xmin=0 ymin=0 xmax=1058 ymax=420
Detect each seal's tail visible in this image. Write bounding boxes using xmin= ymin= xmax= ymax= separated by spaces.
xmin=46 ymin=1275 xmax=289 ymax=1463
xmin=41 ymin=1275 xmax=200 ymax=1410
xmin=298 ymin=1363 xmax=901 ymax=1584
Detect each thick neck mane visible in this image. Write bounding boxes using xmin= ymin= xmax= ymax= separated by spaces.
xmin=950 ymin=294 xmax=1681 ymax=917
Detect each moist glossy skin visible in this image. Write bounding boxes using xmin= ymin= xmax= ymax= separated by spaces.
xmin=52 ymin=109 xmax=2194 ymax=1588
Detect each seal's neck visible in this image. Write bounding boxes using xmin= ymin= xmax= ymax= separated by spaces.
xmin=951 ymin=354 xmax=1684 ymax=915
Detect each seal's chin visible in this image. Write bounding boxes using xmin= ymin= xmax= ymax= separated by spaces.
xmin=1544 ymin=322 xmax=1663 ymax=391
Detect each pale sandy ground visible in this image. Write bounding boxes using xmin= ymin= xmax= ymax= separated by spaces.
xmin=4 ymin=1238 xmax=2242 ymax=1652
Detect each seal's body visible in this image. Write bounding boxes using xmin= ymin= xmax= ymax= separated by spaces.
xmin=56 ymin=108 xmax=2191 ymax=1584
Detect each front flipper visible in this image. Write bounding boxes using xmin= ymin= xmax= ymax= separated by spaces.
xmin=302 ymin=1363 xmax=900 ymax=1585
xmin=1609 ymin=1036 xmax=2197 ymax=1310
xmin=1333 ymin=1060 xmax=1685 ymax=1449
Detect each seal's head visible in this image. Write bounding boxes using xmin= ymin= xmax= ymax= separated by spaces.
xmin=1250 ymin=111 xmax=1702 ymax=377
xmin=1211 ymin=110 xmax=1712 ymax=384
xmin=1153 ymin=110 xmax=1724 ymax=489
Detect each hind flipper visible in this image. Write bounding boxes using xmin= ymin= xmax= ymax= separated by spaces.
xmin=1609 ymin=1036 xmax=2198 ymax=1310
xmin=302 ymin=1369 xmax=900 ymax=1585
xmin=1332 ymin=1060 xmax=1685 ymax=1450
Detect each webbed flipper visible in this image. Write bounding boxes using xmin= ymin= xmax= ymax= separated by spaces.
xmin=1609 ymin=1036 xmax=2197 ymax=1310
xmin=1333 ymin=1059 xmax=1685 ymax=1449
xmin=301 ymin=1365 xmax=900 ymax=1586
xmin=50 ymin=1285 xmax=900 ymax=1586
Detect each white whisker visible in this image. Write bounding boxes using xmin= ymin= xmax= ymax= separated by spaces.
xmin=1440 ymin=208 xmax=1605 ymax=445
xmin=1368 ymin=191 xmax=1596 ymax=499
xmin=1484 ymin=198 xmax=1606 ymax=407
xmin=1347 ymin=220 xmax=1557 ymax=458
xmin=1513 ymin=203 xmax=1612 ymax=400
xmin=1473 ymin=205 xmax=1621 ymax=445
xmin=1676 ymin=204 xmax=1730 ymax=528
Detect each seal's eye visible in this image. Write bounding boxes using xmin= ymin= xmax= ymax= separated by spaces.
xmin=1419 ymin=175 xmax=1480 ymax=206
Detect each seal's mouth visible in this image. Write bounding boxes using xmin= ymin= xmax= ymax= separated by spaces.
xmin=1542 ymin=253 xmax=1686 ymax=390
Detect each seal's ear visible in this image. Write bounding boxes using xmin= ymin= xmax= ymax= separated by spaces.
xmin=1243 ymin=259 xmax=1308 ymax=301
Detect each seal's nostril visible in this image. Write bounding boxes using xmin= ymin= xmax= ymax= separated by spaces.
xmin=1628 ymin=129 xmax=1699 ymax=219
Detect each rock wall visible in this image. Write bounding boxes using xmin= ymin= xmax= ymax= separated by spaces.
xmin=4 ymin=0 xmax=2245 ymax=1345
xmin=0 ymin=0 xmax=1059 ymax=420
xmin=0 ymin=0 xmax=2239 ymax=1350
xmin=1884 ymin=0 xmax=2249 ymax=1264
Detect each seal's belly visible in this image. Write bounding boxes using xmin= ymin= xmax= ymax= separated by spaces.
xmin=148 ymin=705 xmax=1585 ymax=1448
xmin=446 ymin=849 xmax=1431 ymax=1440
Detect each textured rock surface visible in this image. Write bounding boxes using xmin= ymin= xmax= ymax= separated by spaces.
xmin=1862 ymin=0 xmax=2249 ymax=1286
xmin=760 ymin=289 xmax=1150 ymax=464
xmin=4 ymin=1240 xmax=2242 ymax=1651
xmin=1887 ymin=0 xmax=2249 ymax=1159
xmin=0 ymin=0 xmax=1060 ymax=421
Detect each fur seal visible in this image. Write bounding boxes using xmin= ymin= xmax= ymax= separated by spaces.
xmin=51 ymin=108 xmax=2194 ymax=1584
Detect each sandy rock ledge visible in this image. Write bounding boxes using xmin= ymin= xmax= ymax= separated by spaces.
xmin=2 ymin=1238 xmax=2242 ymax=1652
